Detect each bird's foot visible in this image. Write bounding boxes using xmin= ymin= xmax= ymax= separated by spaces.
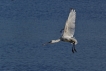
xmin=72 ymin=49 xmax=75 ymax=53
xmin=72 ymin=48 xmax=77 ymax=53
xmin=74 ymin=48 xmax=77 ymax=52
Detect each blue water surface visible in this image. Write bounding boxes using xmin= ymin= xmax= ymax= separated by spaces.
xmin=0 ymin=0 xmax=106 ymax=71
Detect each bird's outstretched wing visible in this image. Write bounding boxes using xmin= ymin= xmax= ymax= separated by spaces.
xmin=62 ymin=9 xmax=76 ymax=38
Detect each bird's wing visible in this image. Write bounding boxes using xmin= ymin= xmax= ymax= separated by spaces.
xmin=62 ymin=9 xmax=76 ymax=38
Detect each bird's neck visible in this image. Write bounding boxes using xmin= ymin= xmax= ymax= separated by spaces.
xmin=51 ymin=39 xmax=60 ymax=43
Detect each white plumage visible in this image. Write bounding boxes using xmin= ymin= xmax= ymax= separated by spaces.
xmin=62 ymin=9 xmax=76 ymax=38
xmin=43 ymin=9 xmax=78 ymax=53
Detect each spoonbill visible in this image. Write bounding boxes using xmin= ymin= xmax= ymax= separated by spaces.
xmin=43 ymin=9 xmax=78 ymax=53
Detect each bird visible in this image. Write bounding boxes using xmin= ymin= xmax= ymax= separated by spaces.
xmin=43 ymin=8 xmax=78 ymax=53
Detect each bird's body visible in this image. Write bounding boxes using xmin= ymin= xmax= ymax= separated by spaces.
xmin=43 ymin=9 xmax=78 ymax=53
xmin=61 ymin=37 xmax=77 ymax=45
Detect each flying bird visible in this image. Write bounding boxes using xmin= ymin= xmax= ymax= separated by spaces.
xmin=43 ymin=9 xmax=78 ymax=53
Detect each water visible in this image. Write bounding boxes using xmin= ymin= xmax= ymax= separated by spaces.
xmin=0 ymin=0 xmax=106 ymax=71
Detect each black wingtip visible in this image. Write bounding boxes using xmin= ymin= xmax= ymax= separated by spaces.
xmin=70 ymin=8 xmax=75 ymax=10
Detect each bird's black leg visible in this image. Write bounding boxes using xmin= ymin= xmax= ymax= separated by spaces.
xmin=73 ymin=44 xmax=77 ymax=52
xmin=72 ymin=45 xmax=74 ymax=53
xmin=72 ymin=43 xmax=77 ymax=53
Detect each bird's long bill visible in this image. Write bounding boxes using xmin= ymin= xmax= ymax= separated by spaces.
xmin=42 ymin=43 xmax=48 ymax=46
xmin=42 ymin=42 xmax=50 ymax=46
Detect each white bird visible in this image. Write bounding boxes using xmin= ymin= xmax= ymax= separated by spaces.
xmin=43 ymin=9 xmax=78 ymax=53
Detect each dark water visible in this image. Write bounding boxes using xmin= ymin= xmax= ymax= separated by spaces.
xmin=0 ymin=0 xmax=106 ymax=71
